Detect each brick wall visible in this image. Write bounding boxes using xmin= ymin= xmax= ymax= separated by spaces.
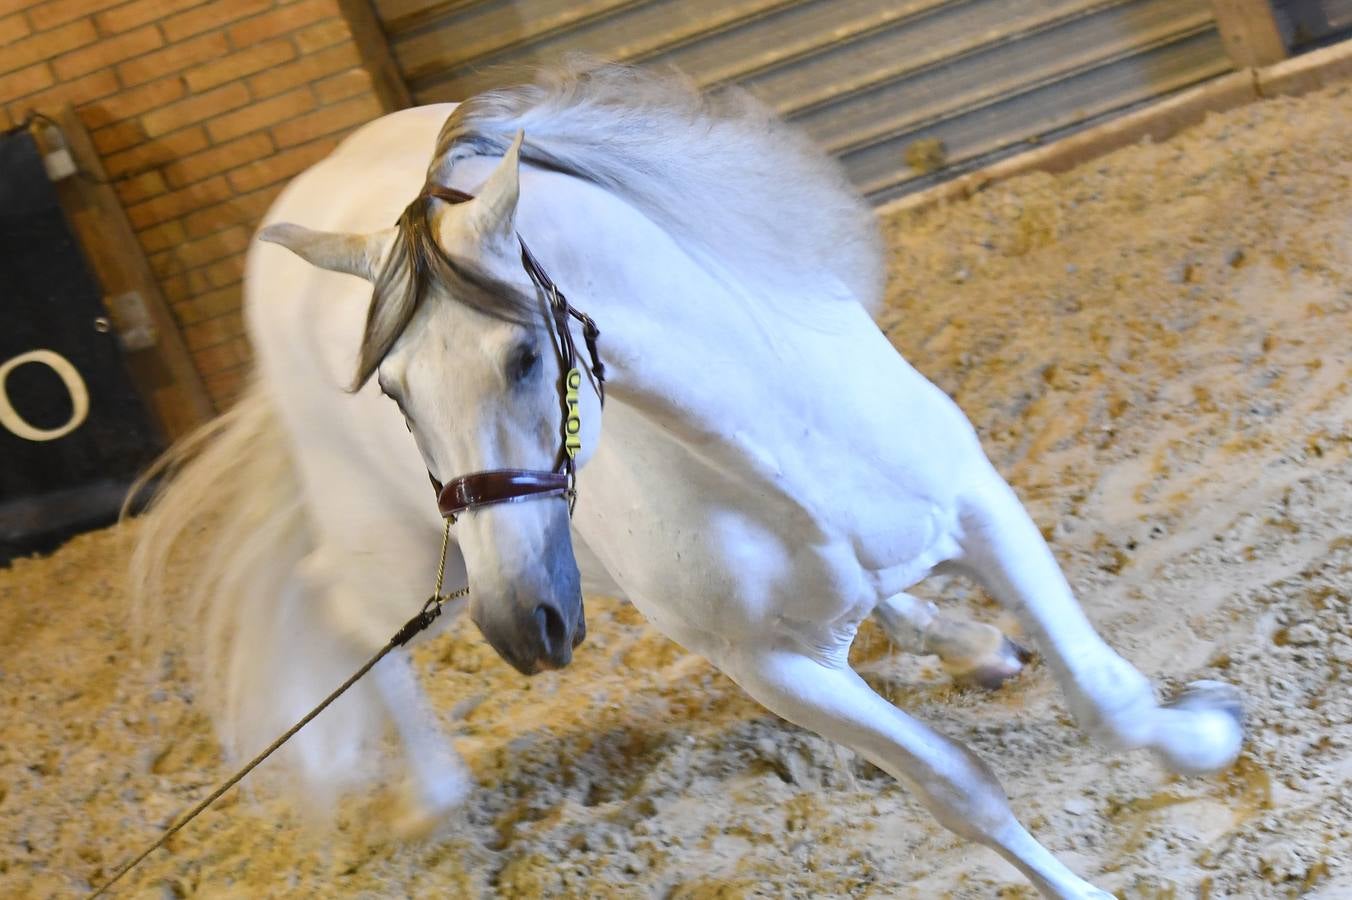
xmin=0 ymin=0 xmax=390 ymax=408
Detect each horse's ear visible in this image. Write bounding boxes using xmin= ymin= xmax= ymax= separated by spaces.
xmin=459 ymin=130 xmax=523 ymax=245
xmin=258 ymin=223 xmax=391 ymax=282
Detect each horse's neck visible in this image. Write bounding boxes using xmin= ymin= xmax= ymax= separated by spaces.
xmin=514 ymin=169 xmax=904 ymax=521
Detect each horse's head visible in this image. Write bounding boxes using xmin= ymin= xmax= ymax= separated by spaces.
xmin=259 ymin=134 xmax=599 ymax=675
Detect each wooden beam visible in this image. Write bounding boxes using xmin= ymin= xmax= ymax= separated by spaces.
xmin=45 ymin=105 xmax=214 ymax=441
xmin=1257 ymin=37 xmax=1352 ymax=96
xmin=1210 ymin=0 xmax=1288 ymax=67
xmin=337 ymin=0 xmax=412 ymax=112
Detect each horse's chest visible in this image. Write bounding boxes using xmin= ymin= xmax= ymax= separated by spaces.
xmin=575 ymin=400 xmax=964 ymax=642
xmin=594 ymin=513 xmax=869 ymax=639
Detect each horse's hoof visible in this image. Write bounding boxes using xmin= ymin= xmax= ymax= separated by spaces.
xmin=951 ymin=636 xmax=1034 ymax=691
xmin=1170 ymin=679 xmax=1244 ymax=724
xmin=392 ymin=804 xmax=451 ymax=841
xmin=1155 ymin=679 xmax=1245 ymax=775
xmin=388 ymin=775 xmax=470 ymax=840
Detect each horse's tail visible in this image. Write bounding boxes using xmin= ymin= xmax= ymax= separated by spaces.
xmin=123 ymin=375 xmax=310 ymax=760
xmin=124 ymin=375 xmax=398 ymax=807
xmin=126 ymin=374 xmax=302 ymax=630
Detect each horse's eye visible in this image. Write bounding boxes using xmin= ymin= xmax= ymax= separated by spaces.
xmin=508 ymin=343 xmax=541 ymax=384
xmin=379 ymin=381 xmax=413 ymax=428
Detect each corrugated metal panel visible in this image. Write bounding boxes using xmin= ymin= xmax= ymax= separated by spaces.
xmin=374 ymin=0 xmax=1234 ymax=202
xmin=1273 ymin=0 xmax=1352 ymax=49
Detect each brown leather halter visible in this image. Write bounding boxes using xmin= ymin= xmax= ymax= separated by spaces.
xmin=417 ymin=184 xmax=605 ymax=521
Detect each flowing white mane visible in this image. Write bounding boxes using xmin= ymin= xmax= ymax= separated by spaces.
xmin=427 ymin=60 xmax=886 ymax=315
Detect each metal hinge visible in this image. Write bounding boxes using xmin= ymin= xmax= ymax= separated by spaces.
xmin=104 ymin=291 xmax=159 ymax=351
xmin=37 ymin=124 xmax=77 ymax=182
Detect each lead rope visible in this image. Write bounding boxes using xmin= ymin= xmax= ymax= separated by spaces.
xmin=91 ymin=519 xmax=464 ymax=898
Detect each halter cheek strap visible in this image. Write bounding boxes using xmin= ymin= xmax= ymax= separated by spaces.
xmin=418 ymin=183 xmax=605 ymax=521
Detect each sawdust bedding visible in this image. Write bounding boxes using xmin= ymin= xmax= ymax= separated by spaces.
xmin=3 ymin=81 xmax=1352 ymax=898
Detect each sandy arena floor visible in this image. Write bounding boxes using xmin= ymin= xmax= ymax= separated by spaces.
xmin=3 ymin=81 xmax=1352 ymax=899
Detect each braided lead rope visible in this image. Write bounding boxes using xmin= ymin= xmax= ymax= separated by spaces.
xmin=92 ymin=520 xmax=463 ymax=897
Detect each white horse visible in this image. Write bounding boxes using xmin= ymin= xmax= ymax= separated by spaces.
xmin=132 ymin=63 xmax=1243 ymax=898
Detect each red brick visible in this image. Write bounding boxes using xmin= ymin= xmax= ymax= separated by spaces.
xmin=163 ymin=0 xmax=271 ymax=43
xmin=13 ymin=68 xmax=118 ymax=121
xmin=78 ymin=75 xmax=185 ymax=128
xmin=202 ymin=254 xmax=246 ymax=289
xmin=227 ymin=0 xmax=336 ymax=46
xmin=147 ymin=248 xmax=177 ymax=280
xmin=272 ymin=95 xmax=378 ymax=149
xmin=247 ymin=41 xmax=358 ymax=99
xmin=192 ymin=336 xmax=250 ymax=374
xmin=28 ymin=0 xmax=124 ymax=31
xmin=114 ymin=170 xmax=168 ymax=205
xmin=54 ymin=25 xmax=162 ymax=81
xmin=117 ymin=32 xmax=229 ymax=88
xmin=127 ymin=175 xmax=232 ymax=229
xmin=183 ymin=39 xmax=295 ymax=93
xmin=139 ymin=220 xmax=188 ymax=255
xmin=101 ymin=125 xmax=207 ymax=177
xmin=92 ymin=120 xmax=145 ymax=155
xmin=0 ymin=62 xmax=54 ymax=107
xmin=164 ymin=133 xmax=273 ymax=189
xmin=142 ymin=82 xmax=250 ymax=138
xmin=0 ymin=11 xmax=29 ymax=45
xmin=184 ymin=312 xmax=245 ymax=351
xmin=293 ymin=18 xmax=348 ymax=54
xmin=159 ymin=274 xmax=188 ymax=304
xmin=182 ymin=184 xmax=281 ymax=238
xmin=97 ymin=0 xmax=208 ymax=34
xmin=0 ymin=19 xmax=96 ymax=77
xmin=175 ymin=225 xmax=251 ymax=268
xmin=208 ymin=346 xmax=250 ymax=375
xmin=185 ymin=267 xmax=211 ymax=294
xmin=312 ymin=67 xmax=371 ymax=105
xmin=174 ymin=284 xmax=241 ymax=325
xmin=227 ymin=136 xmax=336 ymax=193
xmin=205 ymin=366 xmax=247 ymax=409
xmin=206 ymin=87 xmax=313 ymax=143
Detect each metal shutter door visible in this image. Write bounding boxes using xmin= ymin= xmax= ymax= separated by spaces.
xmin=375 ymin=0 xmax=1235 ymax=202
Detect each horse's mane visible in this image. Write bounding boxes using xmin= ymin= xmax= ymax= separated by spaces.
xmin=433 ymin=59 xmax=884 ymax=312
xmin=354 ymin=59 xmax=884 ymax=387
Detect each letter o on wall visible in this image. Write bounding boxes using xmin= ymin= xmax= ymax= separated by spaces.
xmin=0 ymin=349 xmax=90 ymax=442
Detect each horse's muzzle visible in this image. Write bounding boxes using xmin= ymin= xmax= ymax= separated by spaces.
xmin=478 ymin=593 xmax=586 ymax=675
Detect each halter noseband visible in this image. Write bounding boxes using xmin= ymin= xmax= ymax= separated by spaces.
xmin=416 ymin=184 xmax=605 ymax=521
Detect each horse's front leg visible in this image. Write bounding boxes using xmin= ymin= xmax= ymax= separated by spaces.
xmin=297 ymin=525 xmax=473 ymax=832
xmin=714 ymin=643 xmax=1113 ymax=899
xmin=956 ymin=474 xmax=1244 ymax=775
xmin=873 ymin=592 xmax=1031 ymax=689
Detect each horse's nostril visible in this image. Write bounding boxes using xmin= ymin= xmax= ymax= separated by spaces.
xmin=534 ymin=604 xmax=568 ymax=655
xmin=572 ymin=607 xmax=586 ymax=648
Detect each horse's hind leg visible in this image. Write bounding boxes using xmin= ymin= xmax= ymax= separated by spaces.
xmin=955 ymin=475 xmax=1243 ymax=775
xmin=718 ymin=645 xmax=1113 ymax=899
xmin=873 ymin=593 xmax=1031 ymax=689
